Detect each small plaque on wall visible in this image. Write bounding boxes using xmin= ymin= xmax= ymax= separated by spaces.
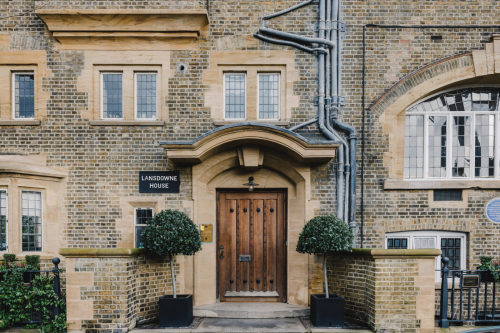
xmin=486 ymin=198 xmax=500 ymax=223
xmin=139 ymin=171 xmax=180 ymax=193
xmin=200 ymin=224 xmax=213 ymax=242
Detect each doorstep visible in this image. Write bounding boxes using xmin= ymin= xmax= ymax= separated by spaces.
xmin=193 ymin=302 xmax=309 ymax=318
xmin=131 ymin=317 xmax=373 ymax=333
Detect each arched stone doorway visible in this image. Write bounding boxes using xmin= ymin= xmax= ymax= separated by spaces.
xmin=161 ymin=124 xmax=338 ymax=306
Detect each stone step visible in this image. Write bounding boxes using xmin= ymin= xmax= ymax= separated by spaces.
xmin=193 ymin=302 xmax=310 ymax=319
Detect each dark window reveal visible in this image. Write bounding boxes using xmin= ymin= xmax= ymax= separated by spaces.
xmin=387 ymin=238 xmax=408 ymax=249
xmin=441 ymin=238 xmax=461 ymax=270
xmin=433 ymin=189 xmax=463 ymax=201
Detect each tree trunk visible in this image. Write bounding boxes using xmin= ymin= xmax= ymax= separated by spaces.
xmin=170 ymin=256 xmax=177 ymax=298
xmin=324 ymin=253 xmax=329 ymax=298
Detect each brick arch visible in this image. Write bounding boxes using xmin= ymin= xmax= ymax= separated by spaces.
xmin=373 ymin=36 xmax=500 ymax=179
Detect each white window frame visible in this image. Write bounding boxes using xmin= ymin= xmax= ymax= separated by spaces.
xmin=223 ymin=72 xmax=246 ymax=120
xmin=20 ymin=190 xmax=43 ymax=253
xmin=100 ymin=72 xmax=124 ymax=120
xmin=405 ymin=85 xmax=500 ymax=180
xmin=12 ymin=71 xmax=35 ymax=120
xmin=134 ymin=72 xmax=158 ymax=120
xmin=386 ymin=230 xmax=467 ymax=281
xmin=0 ymin=189 xmax=7 ymax=253
xmin=257 ymin=72 xmax=280 ymax=120
xmin=134 ymin=207 xmax=153 ymax=248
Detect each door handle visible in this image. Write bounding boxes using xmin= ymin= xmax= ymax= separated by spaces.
xmin=219 ymin=245 xmax=224 ymax=259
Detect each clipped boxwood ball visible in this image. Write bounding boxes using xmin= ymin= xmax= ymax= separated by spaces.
xmin=296 ymin=215 xmax=353 ymax=254
xmin=142 ymin=209 xmax=202 ymax=258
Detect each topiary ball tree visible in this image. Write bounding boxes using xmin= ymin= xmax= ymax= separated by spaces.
xmin=296 ymin=215 xmax=353 ymax=298
xmin=142 ymin=209 xmax=202 ymax=298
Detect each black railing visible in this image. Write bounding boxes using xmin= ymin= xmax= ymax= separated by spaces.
xmin=440 ymin=257 xmax=499 ymax=328
xmin=22 ymin=257 xmax=62 ymax=324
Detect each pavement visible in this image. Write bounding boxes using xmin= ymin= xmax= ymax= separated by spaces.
xmin=131 ymin=317 xmax=373 ymax=333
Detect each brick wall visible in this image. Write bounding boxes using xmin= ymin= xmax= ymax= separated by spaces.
xmin=328 ymin=249 xmax=438 ymax=333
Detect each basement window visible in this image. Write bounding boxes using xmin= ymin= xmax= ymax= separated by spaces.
xmin=433 ymin=189 xmax=463 ymax=201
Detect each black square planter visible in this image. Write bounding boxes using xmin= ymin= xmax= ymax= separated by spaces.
xmin=158 ymin=294 xmax=193 ymax=327
xmin=310 ymin=294 xmax=345 ymax=327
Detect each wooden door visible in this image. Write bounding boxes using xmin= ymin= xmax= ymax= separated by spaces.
xmin=217 ymin=191 xmax=286 ymax=302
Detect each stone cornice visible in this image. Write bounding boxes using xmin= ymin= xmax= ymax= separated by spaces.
xmin=0 ymin=160 xmax=67 ymax=179
xmin=59 ymin=248 xmax=144 ymax=258
xmin=160 ymin=123 xmax=339 ymax=164
xmin=36 ymin=9 xmax=209 ymax=50
xmin=338 ymin=248 xmax=441 ymax=259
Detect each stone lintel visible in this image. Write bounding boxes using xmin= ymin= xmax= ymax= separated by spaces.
xmin=60 ymin=247 xmax=143 ymax=257
xmin=384 ymin=178 xmax=500 ymax=189
xmin=340 ymin=248 xmax=441 ymax=259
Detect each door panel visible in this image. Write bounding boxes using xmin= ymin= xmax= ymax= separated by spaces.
xmin=217 ymin=191 xmax=286 ymax=302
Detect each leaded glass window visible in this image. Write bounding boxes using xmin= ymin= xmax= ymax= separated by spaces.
xmin=441 ymin=238 xmax=461 ymax=271
xmin=258 ymin=73 xmax=280 ymax=119
xmin=405 ymin=87 xmax=500 ymax=179
xmin=135 ymin=208 xmax=153 ymax=248
xmin=21 ymin=191 xmax=42 ymax=252
xmin=0 ymin=191 xmax=6 ymax=251
xmin=102 ymin=73 xmax=123 ymax=119
xmin=136 ymin=73 xmax=157 ymax=119
xmin=13 ymin=72 xmax=34 ymax=119
xmin=224 ymin=73 xmax=246 ymax=119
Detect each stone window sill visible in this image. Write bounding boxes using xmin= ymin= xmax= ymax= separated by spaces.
xmin=89 ymin=120 xmax=165 ymax=126
xmin=0 ymin=120 xmax=41 ymax=126
xmin=384 ymin=179 xmax=500 ymax=190
xmin=213 ymin=119 xmax=290 ymax=126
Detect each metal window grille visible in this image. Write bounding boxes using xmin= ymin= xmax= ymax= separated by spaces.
xmin=433 ymin=189 xmax=463 ymax=201
xmin=102 ymin=73 xmax=123 ymax=118
xmin=224 ymin=73 xmax=246 ymax=119
xmin=21 ymin=191 xmax=42 ymax=252
xmin=258 ymin=73 xmax=280 ymax=119
xmin=135 ymin=208 xmax=153 ymax=248
xmin=0 ymin=191 xmax=6 ymax=251
xmin=387 ymin=238 xmax=408 ymax=249
xmin=405 ymin=88 xmax=500 ymax=179
xmin=14 ymin=73 xmax=34 ymax=119
xmin=441 ymin=238 xmax=461 ymax=270
xmin=136 ymin=73 xmax=157 ymax=119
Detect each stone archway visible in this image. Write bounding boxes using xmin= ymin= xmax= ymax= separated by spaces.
xmin=161 ymin=124 xmax=338 ymax=306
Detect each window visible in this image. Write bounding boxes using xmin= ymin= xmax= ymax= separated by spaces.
xmin=433 ymin=189 xmax=462 ymax=201
xmin=12 ymin=72 xmax=34 ymax=119
xmin=224 ymin=73 xmax=246 ymax=119
xmin=135 ymin=208 xmax=153 ymax=248
xmin=0 ymin=190 xmax=6 ymax=251
xmin=135 ymin=72 xmax=157 ymax=119
xmin=405 ymin=87 xmax=499 ymax=179
xmin=386 ymin=231 xmax=466 ymax=280
xmin=21 ymin=191 xmax=42 ymax=252
xmin=101 ymin=72 xmax=123 ymax=119
xmin=258 ymin=73 xmax=280 ymax=119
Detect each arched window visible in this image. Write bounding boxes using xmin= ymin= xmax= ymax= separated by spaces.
xmin=405 ymin=87 xmax=499 ymax=179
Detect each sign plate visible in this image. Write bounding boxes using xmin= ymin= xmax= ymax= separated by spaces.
xmin=485 ymin=198 xmax=500 ymax=223
xmin=139 ymin=171 xmax=180 ymax=193
xmin=200 ymin=224 xmax=213 ymax=243
xmin=239 ymin=255 xmax=251 ymax=262
xmin=462 ymin=274 xmax=479 ymax=288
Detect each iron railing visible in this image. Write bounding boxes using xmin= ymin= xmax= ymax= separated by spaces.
xmin=440 ymin=257 xmax=499 ymax=328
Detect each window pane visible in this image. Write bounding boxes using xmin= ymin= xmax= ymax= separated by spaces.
xmin=258 ymin=73 xmax=280 ymax=119
xmin=404 ymin=115 xmax=424 ymax=178
xmin=136 ymin=73 xmax=157 ymax=119
xmin=102 ymin=73 xmax=123 ymax=118
xmin=0 ymin=191 xmax=6 ymax=251
xmin=21 ymin=191 xmax=42 ymax=252
xmin=452 ymin=116 xmax=471 ymax=177
xmin=135 ymin=208 xmax=153 ymax=248
xmin=428 ymin=116 xmax=447 ymax=177
xmin=14 ymin=73 xmax=34 ymax=119
xmin=441 ymin=237 xmax=461 ymax=270
xmin=475 ymin=114 xmax=495 ymax=177
xmin=387 ymin=238 xmax=408 ymax=249
xmin=414 ymin=237 xmax=436 ymax=249
xmin=224 ymin=73 xmax=246 ymax=119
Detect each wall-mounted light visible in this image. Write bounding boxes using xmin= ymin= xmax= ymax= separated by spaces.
xmin=243 ymin=176 xmax=259 ymax=192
